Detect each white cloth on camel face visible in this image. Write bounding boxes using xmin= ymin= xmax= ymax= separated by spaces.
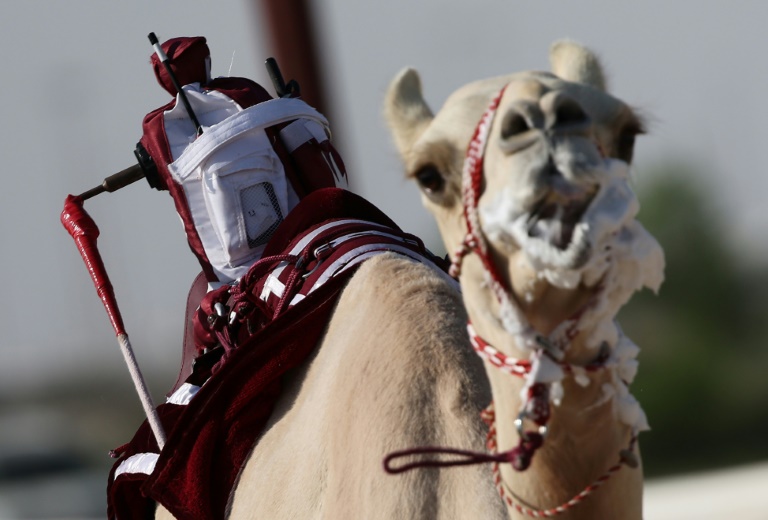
xmin=166 ymin=86 xmax=332 ymax=283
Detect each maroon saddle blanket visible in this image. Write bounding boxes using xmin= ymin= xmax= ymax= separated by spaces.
xmin=107 ymin=188 xmax=447 ymax=520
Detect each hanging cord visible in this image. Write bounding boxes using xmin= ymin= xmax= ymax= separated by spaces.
xmin=384 ymin=401 xmax=635 ymax=518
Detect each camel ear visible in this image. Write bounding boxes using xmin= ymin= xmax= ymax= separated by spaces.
xmin=549 ymin=40 xmax=607 ymax=91
xmin=384 ymin=68 xmax=434 ymax=158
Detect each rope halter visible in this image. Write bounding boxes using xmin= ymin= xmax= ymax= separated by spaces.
xmin=449 ymin=85 xmax=544 ymax=351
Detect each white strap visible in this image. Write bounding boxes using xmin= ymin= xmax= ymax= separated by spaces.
xmin=280 ymin=118 xmax=329 ymax=152
xmin=169 ymin=97 xmax=329 ymax=179
xmin=114 ymin=452 xmax=159 ymax=479
xmin=166 ymin=382 xmax=201 ymax=406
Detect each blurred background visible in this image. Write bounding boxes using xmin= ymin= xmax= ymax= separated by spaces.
xmin=1 ymin=0 xmax=766 ymax=518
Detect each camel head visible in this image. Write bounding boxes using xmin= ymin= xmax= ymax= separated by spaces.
xmin=385 ymin=41 xmax=662 ymax=341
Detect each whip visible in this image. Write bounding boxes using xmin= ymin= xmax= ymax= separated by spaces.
xmin=61 ymin=195 xmax=167 ymax=449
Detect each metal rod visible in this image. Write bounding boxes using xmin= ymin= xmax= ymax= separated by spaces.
xmin=265 ymin=57 xmax=288 ymax=97
xmin=149 ymin=32 xmax=203 ymax=136
xmin=118 ymin=333 xmax=167 ymax=449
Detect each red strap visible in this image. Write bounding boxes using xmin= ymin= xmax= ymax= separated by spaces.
xmin=61 ymin=195 xmax=126 ymax=336
xmin=168 ymin=272 xmax=209 ymax=396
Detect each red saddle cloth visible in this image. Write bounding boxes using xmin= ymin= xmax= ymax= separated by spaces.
xmin=107 ymin=188 xmax=447 ymax=520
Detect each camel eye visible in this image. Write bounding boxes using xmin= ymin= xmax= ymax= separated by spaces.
xmin=414 ymin=165 xmax=445 ymax=195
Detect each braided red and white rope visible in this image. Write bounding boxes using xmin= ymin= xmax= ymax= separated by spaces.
xmin=450 ymin=85 xmax=540 ymax=350
xmin=468 ymin=323 xmax=532 ymax=377
xmin=481 ymin=404 xmax=633 ymax=518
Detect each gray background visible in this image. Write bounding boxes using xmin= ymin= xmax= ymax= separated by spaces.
xmin=2 ymin=0 xmax=764 ymax=390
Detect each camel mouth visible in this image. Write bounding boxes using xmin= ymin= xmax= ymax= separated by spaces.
xmin=482 ymin=160 xmax=641 ymax=277
xmin=524 ymin=186 xmax=597 ymax=251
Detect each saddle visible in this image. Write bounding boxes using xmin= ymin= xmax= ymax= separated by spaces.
xmin=107 ymin=188 xmax=449 ymax=520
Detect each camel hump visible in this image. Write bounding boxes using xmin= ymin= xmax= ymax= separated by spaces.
xmin=549 ymin=39 xmax=607 ymax=91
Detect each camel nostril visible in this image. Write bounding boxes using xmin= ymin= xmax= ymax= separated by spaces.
xmin=500 ymin=110 xmax=530 ymax=140
xmin=554 ymin=98 xmax=589 ymax=127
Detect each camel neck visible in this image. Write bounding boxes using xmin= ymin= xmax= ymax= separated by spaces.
xmin=465 ymin=292 xmax=642 ymax=519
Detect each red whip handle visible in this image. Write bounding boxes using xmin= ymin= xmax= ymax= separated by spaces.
xmin=61 ymin=195 xmax=126 ymax=336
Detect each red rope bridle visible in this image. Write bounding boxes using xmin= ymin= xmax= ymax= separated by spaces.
xmin=448 ymin=87 xmax=526 ymax=337
xmin=384 ymin=85 xmax=639 ymax=517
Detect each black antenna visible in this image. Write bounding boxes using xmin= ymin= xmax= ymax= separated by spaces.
xmin=265 ymin=57 xmax=300 ymax=98
xmin=149 ymin=32 xmax=203 ymax=136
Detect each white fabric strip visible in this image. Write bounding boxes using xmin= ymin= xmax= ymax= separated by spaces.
xmin=169 ymin=97 xmax=329 ymax=180
xmin=258 ymin=225 xmax=427 ymax=303
xmin=286 ymin=249 xmax=428 ymax=307
xmin=165 ymin=87 xmax=241 ymax=162
xmin=279 ymin=119 xmax=329 ymax=153
xmin=260 ymin=274 xmax=287 ymax=302
xmin=166 ymin=382 xmax=201 ymax=406
xmin=321 ymin=150 xmax=348 ymax=189
xmin=310 ymin=244 xmax=458 ymax=294
xmin=114 ymin=452 xmax=159 ymax=480
xmin=316 ymin=230 xmax=419 ymax=252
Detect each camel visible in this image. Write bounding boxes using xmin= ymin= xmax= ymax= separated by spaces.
xmin=383 ymin=40 xmax=664 ymax=518
xmin=153 ymin=41 xmax=662 ymax=520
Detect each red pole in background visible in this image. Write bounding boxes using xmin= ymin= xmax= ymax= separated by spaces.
xmin=253 ymin=0 xmax=351 ymax=188
xmin=256 ymin=0 xmax=331 ymax=117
